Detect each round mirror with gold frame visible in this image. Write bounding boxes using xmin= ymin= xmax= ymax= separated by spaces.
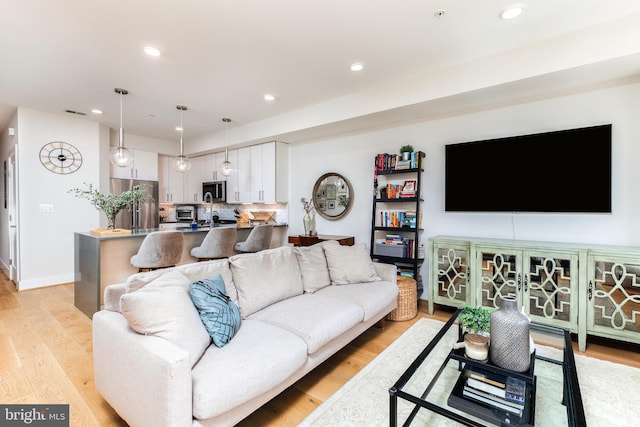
xmin=313 ymin=172 xmax=353 ymax=220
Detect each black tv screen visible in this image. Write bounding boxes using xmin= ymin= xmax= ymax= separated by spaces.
xmin=445 ymin=124 xmax=612 ymax=213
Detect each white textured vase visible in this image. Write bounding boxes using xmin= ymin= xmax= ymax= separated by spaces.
xmin=303 ymin=212 xmax=315 ymax=235
xmin=489 ymin=295 xmax=530 ymax=372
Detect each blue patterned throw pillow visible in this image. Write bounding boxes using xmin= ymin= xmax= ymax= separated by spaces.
xmin=189 ymin=274 xmax=241 ymax=347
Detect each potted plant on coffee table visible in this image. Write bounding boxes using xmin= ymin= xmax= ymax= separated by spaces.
xmin=459 ymin=305 xmax=491 ymax=336
xmin=458 ymin=305 xmax=491 ymax=361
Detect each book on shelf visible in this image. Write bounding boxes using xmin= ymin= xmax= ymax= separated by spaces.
xmin=374 ymin=151 xmax=424 ymax=172
xmin=448 ymin=370 xmax=533 ymax=426
xmin=466 ymin=377 xmax=507 ymax=399
xmin=465 ymin=367 xmax=527 ymax=406
xmin=462 ymin=388 xmax=524 ymax=416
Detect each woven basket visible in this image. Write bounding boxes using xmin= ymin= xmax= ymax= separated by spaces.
xmin=387 ymin=276 xmax=418 ymax=321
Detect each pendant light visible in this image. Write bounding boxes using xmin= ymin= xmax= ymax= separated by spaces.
xmin=173 ymin=105 xmax=192 ymax=172
xmin=218 ymin=117 xmax=232 ymax=176
xmin=109 ymin=88 xmax=134 ymax=167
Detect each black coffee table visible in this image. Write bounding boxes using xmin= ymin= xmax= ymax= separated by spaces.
xmin=389 ymin=309 xmax=586 ymax=426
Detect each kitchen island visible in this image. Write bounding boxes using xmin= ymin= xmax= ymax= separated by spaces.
xmin=74 ymin=223 xmax=287 ymax=317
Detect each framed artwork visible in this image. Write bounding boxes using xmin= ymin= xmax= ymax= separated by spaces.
xmin=402 ymin=180 xmax=416 ymax=194
xmin=328 ymin=200 xmax=336 ymax=209
xmin=338 ymin=181 xmax=348 ymax=193
xmin=326 ymin=184 xmax=337 ymax=200
xmin=318 ymin=200 xmax=326 ymax=210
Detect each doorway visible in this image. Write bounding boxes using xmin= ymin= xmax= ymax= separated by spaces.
xmin=7 ymin=149 xmax=18 ymax=286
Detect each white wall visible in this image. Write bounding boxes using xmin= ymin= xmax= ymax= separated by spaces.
xmin=14 ymin=109 xmax=107 ymax=289
xmin=289 ymin=81 xmax=640 ymax=297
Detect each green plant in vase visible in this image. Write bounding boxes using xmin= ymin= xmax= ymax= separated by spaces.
xmin=459 ymin=305 xmax=491 ymax=336
xmin=69 ymin=183 xmax=149 ymax=230
xmin=400 ymin=144 xmax=414 ymax=161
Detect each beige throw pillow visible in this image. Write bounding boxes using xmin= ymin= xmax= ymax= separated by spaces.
xmin=294 ymin=241 xmax=337 ymax=293
xmin=120 ymin=269 xmax=211 ymax=367
xmin=230 ymin=246 xmax=304 ymax=317
xmin=324 ymin=243 xmax=381 ymax=285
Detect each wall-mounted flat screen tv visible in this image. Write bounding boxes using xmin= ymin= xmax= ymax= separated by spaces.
xmin=445 ymin=124 xmax=612 ymax=213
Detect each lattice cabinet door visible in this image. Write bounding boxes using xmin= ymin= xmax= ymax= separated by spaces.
xmin=474 ymin=245 xmax=522 ymax=310
xmin=523 ymin=250 xmax=579 ymax=331
xmin=587 ymin=253 xmax=640 ymax=346
xmin=428 ymin=240 xmax=471 ymax=314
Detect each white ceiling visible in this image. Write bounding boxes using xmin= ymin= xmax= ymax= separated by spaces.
xmin=1 ymin=1 xmax=640 ymax=153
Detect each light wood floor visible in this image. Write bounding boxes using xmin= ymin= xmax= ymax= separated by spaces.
xmin=1 ymin=271 xmax=638 ymax=427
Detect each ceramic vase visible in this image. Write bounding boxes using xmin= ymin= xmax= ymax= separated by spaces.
xmin=489 ymin=295 xmax=530 ymax=372
xmin=303 ymin=212 xmax=315 ymax=235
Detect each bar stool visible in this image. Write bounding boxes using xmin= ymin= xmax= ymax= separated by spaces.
xmin=131 ymin=231 xmax=184 ymax=272
xmin=234 ymin=224 xmax=274 ymax=253
xmin=190 ymin=227 xmax=237 ymax=261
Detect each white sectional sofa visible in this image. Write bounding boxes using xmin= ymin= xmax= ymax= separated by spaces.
xmin=92 ymin=241 xmax=398 ymax=427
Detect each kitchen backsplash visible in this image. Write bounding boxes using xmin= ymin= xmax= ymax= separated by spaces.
xmin=160 ymin=202 xmax=289 ymax=224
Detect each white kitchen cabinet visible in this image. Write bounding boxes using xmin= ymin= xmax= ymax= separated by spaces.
xmin=208 ymin=152 xmax=228 ymax=182
xmin=248 ymin=142 xmax=288 ymax=203
xmin=110 ymin=149 xmax=158 ymax=180
xmin=158 ymin=155 xmax=184 ymax=203
xmin=226 ymin=147 xmax=251 ymax=203
xmin=184 ymin=156 xmax=209 ymax=203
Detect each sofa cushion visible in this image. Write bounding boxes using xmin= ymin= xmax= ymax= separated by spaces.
xmin=125 ymin=259 xmax=238 ymax=302
xmin=316 ymin=280 xmax=399 ymax=321
xmin=294 ymin=240 xmax=337 ymax=293
xmin=189 ymin=274 xmax=241 ymax=348
xmin=229 ymin=246 xmax=304 ymax=317
xmin=191 ymin=319 xmax=307 ymax=420
xmin=324 ymin=243 xmax=381 ymax=285
xmin=248 ymin=294 xmax=363 ymax=354
xmin=119 ymin=269 xmax=211 ymax=367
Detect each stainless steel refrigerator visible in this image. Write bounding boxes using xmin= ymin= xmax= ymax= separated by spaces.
xmin=110 ymin=178 xmax=159 ymax=230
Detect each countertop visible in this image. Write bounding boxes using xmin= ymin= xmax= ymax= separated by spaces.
xmin=76 ymin=223 xmax=288 ymax=240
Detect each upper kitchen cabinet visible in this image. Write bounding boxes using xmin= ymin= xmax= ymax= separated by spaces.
xmin=184 ymin=156 xmax=210 ymax=203
xmin=110 ymin=149 xmax=158 ymax=180
xmin=158 ymin=155 xmax=184 ymax=203
xmin=226 ymin=142 xmax=288 ymax=204
xmin=226 ymin=147 xmax=251 ymax=203
xmin=208 ymin=152 xmax=229 ymax=182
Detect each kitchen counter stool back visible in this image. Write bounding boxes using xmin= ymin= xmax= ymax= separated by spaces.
xmin=130 ymin=231 xmax=184 ymax=272
xmin=190 ymin=227 xmax=237 ymax=261
xmin=234 ymin=224 xmax=274 ymax=253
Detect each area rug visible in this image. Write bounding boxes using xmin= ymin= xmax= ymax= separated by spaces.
xmin=299 ymin=318 xmax=640 ymax=426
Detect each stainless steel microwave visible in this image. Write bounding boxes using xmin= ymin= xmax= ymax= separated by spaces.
xmin=203 ymin=181 xmax=226 ymax=202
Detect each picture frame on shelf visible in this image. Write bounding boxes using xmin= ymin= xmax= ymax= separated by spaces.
xmin=401 ymin=180 xmax=416 ymax=196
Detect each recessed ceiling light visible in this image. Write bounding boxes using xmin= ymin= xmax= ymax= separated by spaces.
xmin=264 ymin=94 xmax=276 ymax=101
xmin=350 ymin=63 xmax=364 ymax=72
xmin=500 ymin=6 xmax=523 ymax=20
xmin=144 ymin=46 xmax=161 ymax=57
xmin=91 ymin=109 xmax=103 ymax=115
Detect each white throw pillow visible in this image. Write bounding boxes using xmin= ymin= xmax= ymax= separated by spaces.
xmin=120 ymin=269 xmax=211 ymax=367
xmin=294 ymin=241 xmax=337 ymax=293
xmin=324 ymin=243 xmax=381 ymax=285
xmin=229 ymin=246 xmax=303 ymax=317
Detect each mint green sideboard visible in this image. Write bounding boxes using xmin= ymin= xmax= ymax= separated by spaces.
xmin=429 ymin=236 xmax=640 ymax=352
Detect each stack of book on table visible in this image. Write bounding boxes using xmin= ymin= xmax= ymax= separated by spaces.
xmin=448 ymin=366 xmax=533 ymax=425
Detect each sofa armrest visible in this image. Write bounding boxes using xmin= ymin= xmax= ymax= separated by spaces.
xmin=93 ymin=310 xmax=193 ymax=427
xmin=373 ymin=262 xmax=398 ymax=284
xmin=103 ymin=283 xmax=126 ymax=312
